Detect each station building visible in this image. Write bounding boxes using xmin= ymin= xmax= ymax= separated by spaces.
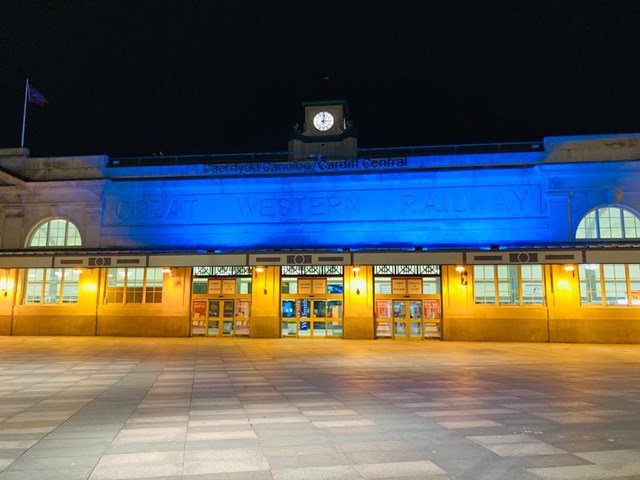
xmin=1 ymin=91 xmax=640 ymax=343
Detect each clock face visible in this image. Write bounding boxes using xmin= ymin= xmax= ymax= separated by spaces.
xmin=313 ymin=111 xmax=334 ymax=132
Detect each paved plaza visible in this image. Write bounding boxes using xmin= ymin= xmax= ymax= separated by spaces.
xmin=0 ymin=337 xmax=639 ymax=480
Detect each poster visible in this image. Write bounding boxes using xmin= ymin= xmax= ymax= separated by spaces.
xmin=391 ymin=278 xmax=407 ymax=294
xmin=376 ymin=299 xmax=391 ymax=318
xmin=312 ymin=278 xmax=327 ymax=294
xmin=423 ymin=299 xmax=441 ymax=320
xmin=222 ymin=279 xmax=236 ymax=294
xmin=236 ymin=299 xmax=251 ymax=317
xmin=407 ymin=278 xmax=422 ymax=294
xmin=208 ymin=279 xmax=222 ymax=294
xmin=192 ymin=299 xmax=207 ymax=334
xmin=208 ymin=300 xmax=220 ymax=317
xmin=192 ymin=298 xmax=207 ymax=318
xmin=223 ymin=299 xmax=235 ymax=317
xmin=298 ymin=278 xmax=312 ymax=294
xmin=299 ymin=299 xmax=311 ymax=318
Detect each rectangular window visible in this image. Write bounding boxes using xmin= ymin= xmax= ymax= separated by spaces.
xmin=497 ymin=265 xmax=518 ymax=305
xmin=145 ymin=268 xmax=163 ymax=303
xmin=603 ymin=264 xmax=627 ymax=305
xmin=473 ymin=265 xmax=495 ymax=304
xmin=105 ymin=267 xmax=163 ymax=304
xmin=579 ymin=265 xmax=602 ymax=304
xmin=474 ymin=265 xmax=544 ymax=306
xmin=192 ymin=278 xmax=208 ymax=294
xmin=374 ymin=277 xmax=392 ymax=294
xmin=629 ymin=264 xmax=640 ymax=305
xmin=422 ymin=277 xmax=441 ymax=294
xmin=281 ymin=277 xmax=298 ymax=294
xmin=236 ymin=277 xmax=252 ymax=294
xmin=23 ymin=268 xmax=80 ymax=304
xmin=579 ymin=264 xmax=640 ymax=306
xmin=521 ymin=265 xmax=544 ymax=304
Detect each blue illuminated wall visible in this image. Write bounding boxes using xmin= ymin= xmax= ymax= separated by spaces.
xmin=100 ymin=142 xmax=640 ymax=251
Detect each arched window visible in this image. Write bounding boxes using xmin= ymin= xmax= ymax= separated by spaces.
xmin=28 ymin=218 xmax=82 ymax=247
xmin=576 ymin=206 xmax=640 ymax=306
xmin=24 ymin=218 xmax=82 ymax=304
xmin=576 ymin=205 xmax=640 ymax=239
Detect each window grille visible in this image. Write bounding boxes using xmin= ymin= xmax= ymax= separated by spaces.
xmin=193 ymin=266 xmax=251 ymax=277
xmin=281 ymin=265 xmax=343 ymax=276
xmin=374 ymin=265 xmax=440 ymax=276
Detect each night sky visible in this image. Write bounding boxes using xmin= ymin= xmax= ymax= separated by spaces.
xmin=1 ymin=1 xmax=639 ymax=157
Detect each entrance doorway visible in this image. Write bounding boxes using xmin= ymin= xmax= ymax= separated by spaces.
xmin=374 ymin=270 xmax=442 ymax=340
xmin=191 ymin=274 xmax=251 ymax=337
xmin=281 ymin=275 xmax=343 ymax=338
xmin=282 ymin=298 xmax=343 ymax=338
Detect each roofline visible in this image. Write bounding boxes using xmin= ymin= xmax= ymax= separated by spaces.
xmin=1 ymin=244 xmax=639 ymax=268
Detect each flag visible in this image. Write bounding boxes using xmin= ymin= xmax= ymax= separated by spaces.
xmin=28 ymin=85 xmax=48 ymax=106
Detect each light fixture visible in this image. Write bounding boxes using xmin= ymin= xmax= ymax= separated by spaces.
xmin=162 ymin=267 xmax=177 ymax=277
xmin=455 ymin=265 xmax=468 ymax=285
xmin=353 ymin=266 xmax=361 ymax=295
xmin=0 ymin=270 xmax=8 ymax=297
xmin=73 ymin=267 xmax=83 ymax=274
xmin=584 ymin=264 xmax=600 ymax=271
xmin=563 ymin=264 xmax=575 ymax=277
xmin=254 ymin=266 xmax=267 ymax=294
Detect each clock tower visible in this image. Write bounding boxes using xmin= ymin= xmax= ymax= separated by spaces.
xmin=288 ymin=77 xmax=358 ymax=159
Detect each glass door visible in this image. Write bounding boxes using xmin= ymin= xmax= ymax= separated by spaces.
xmin=193 ymin=298 xmax=251 ymax=337
xmin=326 ymin=299 xmax=343 ymax=337
xmin=392 ymin=300 xmax=423 ymax=339
xmin=280 ymin=298 xmax=343 ymax=338
xmin=221 ymin=299 xmax=235 ymax=336
xmin=204 ymin=299 xmax=235 ymax=336
xmin=374 ymin=275 xmax=442 ymax=340
xmin=298 ymin=299 xmax=312 ymax=337
xmin=393 ymin=300 xmax=407 ymax=337
xmin=281 ymin=275 xmax=343 ymax=338
xmin=208 ymin=300 xmax=221 ymax=336
xmin=408 ymin=300 xmax=423 ymax=339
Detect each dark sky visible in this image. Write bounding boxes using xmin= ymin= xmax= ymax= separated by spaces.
xmin=1 ymin=1 xmax=639 ymax=157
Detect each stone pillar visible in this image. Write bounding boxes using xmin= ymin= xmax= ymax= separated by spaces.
xmin=250 ymin=266 xmax=281 ymax=338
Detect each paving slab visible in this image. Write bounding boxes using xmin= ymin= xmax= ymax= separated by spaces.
xmin=0 ymin=337 xmax=638 ymax=479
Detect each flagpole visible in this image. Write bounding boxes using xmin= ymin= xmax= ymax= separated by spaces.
xmin=20 ymin=78 xmax=29 ymax=148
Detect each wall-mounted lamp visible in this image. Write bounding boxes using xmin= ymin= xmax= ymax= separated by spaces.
xmin=254 ymin=266 xmax=267 ymax=294
xmin=455 ymin=265 xmax=468 ymax=285
xmin=162 ymin=267 xmax=177 ymax=277
xmin=563 ymin=264 xmax=575 ymax=277
xmin=0 ymin=269 xmax=8 ymax=297
xmin=353 ymin=266 xmax=361 ymax=295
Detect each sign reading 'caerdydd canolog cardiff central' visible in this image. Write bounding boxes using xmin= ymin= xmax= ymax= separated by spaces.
xmin=202 ymin=157 xmax=407 ymax=175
